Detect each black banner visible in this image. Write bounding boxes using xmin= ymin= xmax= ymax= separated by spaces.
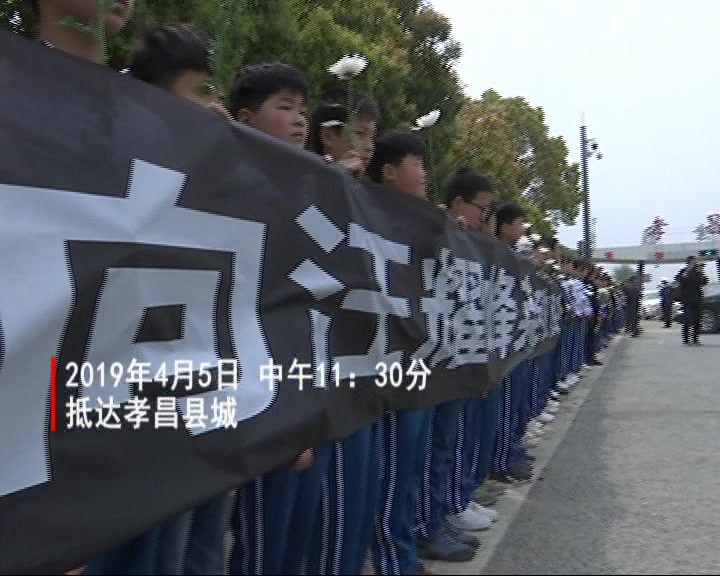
xmin=0 ymin=32 xmax=561 ymax=574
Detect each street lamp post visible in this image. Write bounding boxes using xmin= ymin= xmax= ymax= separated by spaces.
xmin=580 ymin=121 xmax=602 ymax=261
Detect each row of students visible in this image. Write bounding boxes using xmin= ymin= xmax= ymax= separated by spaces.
xmin=27 ymin=3 xmax=619 ymax=575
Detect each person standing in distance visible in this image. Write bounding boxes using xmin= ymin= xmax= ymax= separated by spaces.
xmin=675 ymin=256 xmax=709 ymax=345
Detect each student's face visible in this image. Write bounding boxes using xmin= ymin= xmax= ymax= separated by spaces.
xmin=501 ymin=217 xmax=526 ymax=245
xmin=238 ymin=89 xmax=308 ymax=147
xmin=321 ymin=114 xmax=377 ymax=169
xmin=382 ymin=155 xmax=426 ymax=199
xmin=449 ymin=190 xmax=495 ymax=232
xmin=50 ymin=0 xmax=135 ymax=34
xmin=169 ymin=70 xmax=217 ymax=108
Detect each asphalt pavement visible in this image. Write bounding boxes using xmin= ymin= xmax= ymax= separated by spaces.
xmin=429 ymin=324 xmax=720 ymax=576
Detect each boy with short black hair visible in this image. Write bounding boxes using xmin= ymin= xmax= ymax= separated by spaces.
xmin=495 ymin=201 xmax=528 ymax=246
xmin=416 ymin=167 xmax=501 ymax=566
xmin=227 ymin=62 xmax=310 ymax=146
xmin=367 ymin=129 xmax=427 ymax=198
xmin=366 ymin=130 xmax=440 ymax=574
xmin=224 ymin=61 xmax=324 ymax=576
xmin=128 ymin=24 xmax=220 ymax=106
xmin=445 ymin=167 xmax=497 ymax=233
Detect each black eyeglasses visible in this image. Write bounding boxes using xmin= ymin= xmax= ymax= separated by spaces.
xmin=467 ymin=200 xmax=497 ymax=222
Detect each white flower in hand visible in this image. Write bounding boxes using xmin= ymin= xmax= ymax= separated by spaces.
xmin=328 ymin=54 xmax=369 ymax=79
xmin=412 ymin=109 xmax=441 ymax=130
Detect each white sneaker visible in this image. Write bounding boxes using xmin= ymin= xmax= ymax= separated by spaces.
xmin=522 ymin=435 xmax=541 ymax=449
xmin=529 ymin=422 xmax=545 ymax=435
xmin=469 ymin=502 xmax=499 ymax=522
xmin=448 ymin=507 xmax=493 ymax=531
xmin=538 ymin=412 xmax=555 ymax=423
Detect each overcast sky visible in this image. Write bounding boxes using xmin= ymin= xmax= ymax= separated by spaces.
xmin=434 ymin=0 xmax=719 ymax=283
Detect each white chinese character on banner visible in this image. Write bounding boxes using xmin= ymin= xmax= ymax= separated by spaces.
xmin=155 ymin=397 xmax=179 ymax=429
xmin=490 ymin=268 xmax=518 ymax=359
xmin=65 ymin=396 xmax=93 ymax=429
xmin=449 ymin=258 xmax=492 ymax=367
xmin=514 ymin=276 xmax=540 ymax=352
xmin=415 ymin=250 xmax=492 ymax=369
xmin=211 ymin=396 xmax=238 ymax=429
xmin=291 ymin=209 xmax=412 ymax=383
xmin=0 ymin=159 xmax=275 ymax=497
xmin=335 ymin=224 xmax=412 ymax=378
xmin=415 ymin=249 xmax=458 ymax=368
xmin=290 ymin=205 xmax=346 ymax=386
xmin=95 ymin=396 xmax=122 ymax=430
xmin=534 ymin=289 xmax=549 ymax=343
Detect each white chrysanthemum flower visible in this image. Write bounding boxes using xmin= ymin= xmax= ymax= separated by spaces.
xmin=553 ymin=264 xmax=562 ymax=271
xmin=517 ymin=235 xmax=532 ymax=246
xmin=320 ymin=120 xmax=345 ymax=128
xmin=546 ymin=259 xmax=557 ymax=265
xmin=530 ymin=233 xmax=542 ymax=242
xmin=327 ymin=54 xmax=369 ymax=79
xmin=413 ymin=109 xmax=441 ymax=130
xmin=539 ymin=247 xmax=550 ymax=254
xmin=523 ymin=222 xmax=532 ymax=229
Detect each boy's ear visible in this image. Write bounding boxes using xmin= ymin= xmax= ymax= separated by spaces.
xmin=381 ymin=163 xmax=395 ymax=183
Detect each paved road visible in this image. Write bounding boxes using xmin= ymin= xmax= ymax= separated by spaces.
xmin=476 ymin=325 xmax=720 ymax=575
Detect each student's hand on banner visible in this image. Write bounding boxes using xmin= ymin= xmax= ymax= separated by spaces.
xmin=290 ymin=449 xmax=314 ymax=471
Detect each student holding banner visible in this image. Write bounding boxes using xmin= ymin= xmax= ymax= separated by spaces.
xmin=361 ymin=129 xmax=436 ymax=576
xmin=299 ymin=90 xmax=385 ymax=576
xmin=416 ymin=169 xmax=500 ymax=563
xmin=31 ymin=1 xmax=136 ymax=574
xmin=491 ymin=202 xmax=536 ymax=484
xmin=225 ymin=61 xmax=326 ymax=576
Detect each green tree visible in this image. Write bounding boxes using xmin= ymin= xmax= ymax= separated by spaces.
xmin=447 ymin=89 xmax=581 ymax=234
xmin=3 ymin=0 xmax=579 ymax=230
